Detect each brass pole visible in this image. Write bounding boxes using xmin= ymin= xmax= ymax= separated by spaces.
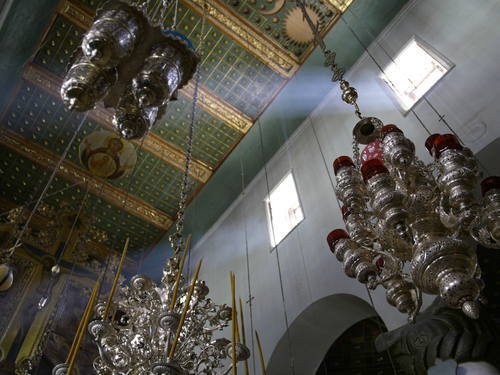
xmin=255 ymin=330 xmax=267 ymax=375
xmin=239 ymin=297 xmax=249 ymax=375
xmin=169 ymin=235 xmax=191 ymax=311
xmin=67 ymin=278 xmax=100 ymax=375
xmin=103 ymin=237 xmax=129 ymax=320
xmin=168 ymin=258 xmax=202 ymax=358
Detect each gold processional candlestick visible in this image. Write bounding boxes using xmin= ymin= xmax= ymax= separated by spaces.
xmin=168 ymin=258 xmax=203 ymax=358
xmin=103 ymin=237 xmax=129 ymax=320
xmin=170 ymin=235 xmax=191 ymax=311
xmin=255 ymin=330 xmax=267 ymax=375
xmin=66 ymin=277 xmax=100 ymax=375
xmin=239 ymin=297 xmax=249 ymax=375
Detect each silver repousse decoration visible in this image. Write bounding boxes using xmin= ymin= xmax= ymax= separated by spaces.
xmin=61 ymin=0 xmax=199 ymax=140
xmin=328 ymin=126 xmax=500 ymax=321
xmin=87 ymin=257 xmax=249 ymax=375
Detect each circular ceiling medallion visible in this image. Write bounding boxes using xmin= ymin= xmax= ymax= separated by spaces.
xmin=79 ymin=130 xmax=137 ymax=179
xmin=0 ymin=264 xmax=14 ymax=292
xmin=283 ymin=5 xmax=324 ymax=47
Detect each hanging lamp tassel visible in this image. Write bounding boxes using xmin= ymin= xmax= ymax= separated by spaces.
xmin=168 ymin=258 xmax=202 ymax=358
xmin=239 ymin=297 xmax=249 ymax=375
xmin=67 ymin=278 xmax=100 ymax=375
xmin=103 ymin=237 xmax=129 ymax=320
xmin=231 ymin=272 xmax=238 ymax=375
xmin=255 ymin=330 xmax=267 ymax=375
xmin=169 ymin=235 xmax=191 ymax=311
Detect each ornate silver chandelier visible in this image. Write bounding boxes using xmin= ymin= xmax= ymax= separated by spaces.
xmin=84 ymin=256 xmax=249 ymax=374
xmin=61 ymin=0 xmax=199 ymax=140
xmin=292 ymin=0 xmax=500 ymax=321
xmin=328 ymin=123 xmax=500 ymax=321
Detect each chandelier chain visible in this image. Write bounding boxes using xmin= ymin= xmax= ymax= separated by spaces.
xmin=172 ymin=0 xmax=180 ymax=30
xmin=169 ymin=1 xmax=207 ymax=254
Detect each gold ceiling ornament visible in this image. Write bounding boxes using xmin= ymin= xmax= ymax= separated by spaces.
xmin=79 ymin=130 xmax=138 ymax=179
xmin=0 ymin=203 xmax=59 ymax=270
xmin=61 ymin=0 xmax=200 ymax=140
xmin=258 ymin=0 xmax=286 ymax=16
xmin=293 ymin=0 xmax=500 ymax=320
xmin=0 ymin=200 xmax=103 ymax=294
xmin=283 ymin=4 xmax=325 ymax=47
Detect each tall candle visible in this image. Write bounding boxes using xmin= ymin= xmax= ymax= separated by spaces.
xmin=170 ymin=235 xmax=191 ymax=311
xmin=255 ymin=330 xmax=267 ymax=375
xmin=168 ymin=258 xmax=202 ymax=358
xmin=103 ymin=237 xmax=129 ymax=320
xmin=239 ymin=297 xmax=249 ymax=375
xmin=67 ymin=278 xmax=100 ymax=375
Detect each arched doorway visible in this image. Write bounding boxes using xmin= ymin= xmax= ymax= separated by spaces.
xmin=267 ymin=294 xmax=378 ymax=375
xmin=315 ymin=317 xmax=398 ymax=375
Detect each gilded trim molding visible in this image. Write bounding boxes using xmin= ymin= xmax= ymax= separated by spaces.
xmin=56 ymin=0 xmax=256 ymax=128
xmin=326 ymin=0 xmax=354 ymax=12
xmin=183 ymin=82 xmax=253 ymax=133
xmin=57 ymin=0 xmax=94 ymax=30
xmin=186 ymin=0 xmax=298 ymax=77
xmin=22 ymin=64 xmax=213 ymax=183
xmin=0 ymin=128 xmax=173 ymax=230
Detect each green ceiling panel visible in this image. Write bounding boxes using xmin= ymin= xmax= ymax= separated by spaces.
xmin=33 ymin=15 xmax=85 ymax=77
xmin=0 ymin=148 xmax=163 ymax=255
xmin=154 ymin=1 xmax=287 ymax=118
xmin=154 ymin=96 xmax=242 ymax=169
xmin=3 ymin=81 xmax=200 ymax=218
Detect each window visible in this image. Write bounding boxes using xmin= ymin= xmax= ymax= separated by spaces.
xmin=380 ymin=36 xmax=453 ymax=112
xmin=266 ymin=172 xmax=304 ymax=247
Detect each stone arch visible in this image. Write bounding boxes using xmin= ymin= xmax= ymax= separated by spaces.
xmin=267 ymin=293 xmax=377 ymax=375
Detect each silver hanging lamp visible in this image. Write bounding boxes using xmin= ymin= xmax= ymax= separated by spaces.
xmin=61 ymin=0 xmax=199 ymax=140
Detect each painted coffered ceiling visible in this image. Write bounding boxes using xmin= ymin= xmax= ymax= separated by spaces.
xmin=0 ymin=0 xmax=357 ymax=257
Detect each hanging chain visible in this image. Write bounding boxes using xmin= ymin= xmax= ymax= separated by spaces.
xmin=159 ymin=0 xmax=174 ymax=28
xmin=295 ymin=0 xmax=364 ymax=118
xmin=352 ymin=137 xmax=361 ymax=169
xmin=169 ymin=2 xmax=207 ymax=255
xmin=171 ymin=0 xmax=180 ymax=30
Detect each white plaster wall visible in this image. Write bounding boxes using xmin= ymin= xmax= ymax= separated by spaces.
xmin=188 ymin=0 xmax=500 ymax=373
